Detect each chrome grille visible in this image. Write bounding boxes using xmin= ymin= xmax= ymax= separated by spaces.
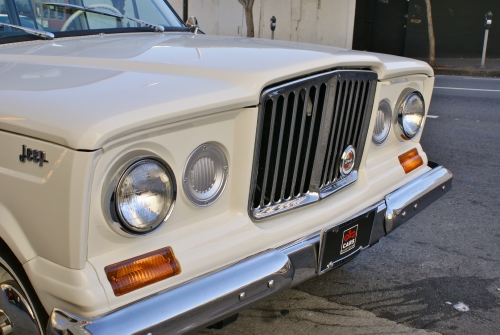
xmin=249 ymin=70 xmax=377 ymax=220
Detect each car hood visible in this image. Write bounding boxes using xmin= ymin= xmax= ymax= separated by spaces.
xmin=0 ymin=32 xmax=432 ymax=150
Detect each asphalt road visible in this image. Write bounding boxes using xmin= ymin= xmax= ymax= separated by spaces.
xmin=201 ymin=75 xmax=500 ymax=335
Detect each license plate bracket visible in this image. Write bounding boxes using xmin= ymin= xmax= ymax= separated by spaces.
xmin=318 ymin=210 xmax=375 ymax=274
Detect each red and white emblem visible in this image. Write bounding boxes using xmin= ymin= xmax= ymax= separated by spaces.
xmin=340 ymin=145 xmax=356 ymax=176
xmin=340 ymin=224 xmax=358 ymax=254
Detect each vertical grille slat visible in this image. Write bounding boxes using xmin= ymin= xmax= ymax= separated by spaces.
xmin=299 ymin=85 xmax=321 ymax=194
xmin=346 ymin=81 xmax=362 ymax=145
xmin=289 ymin=88 xmax=310 ymax=199
xmin=334 ymin=80 xmax=359 ymax=181
xmin=322 ymin=81 xmax=343 ymax=186
xmin=327 ymin=80 xmax=350 ymax=183
xmin=280 ymin=92 xmax=300 ymax=201
xmin=270 ymin=95 xmax=290 ymax=203
xmin=259 ymin=98 xmax=278 ymax=207
xmin=353 ymin=81 xmax=371 ymax=147
xmin=250 ymin=70 xmax=377 ymax=219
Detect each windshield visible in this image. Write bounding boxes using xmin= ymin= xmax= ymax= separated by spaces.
xmin=0 ymin=0 xmax=185 ymax=42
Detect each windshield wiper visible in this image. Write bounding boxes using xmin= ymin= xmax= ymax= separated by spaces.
xmin=0 ymin=22 xmax=54 ymax=40
xmin=43 ymin=2 xmax=165 ymax=32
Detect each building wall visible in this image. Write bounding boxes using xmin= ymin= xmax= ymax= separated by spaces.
xmin=352 ymin=0 xmax=500 ymax=59
xmin=168 ymin=0 xmax=356 ymax=49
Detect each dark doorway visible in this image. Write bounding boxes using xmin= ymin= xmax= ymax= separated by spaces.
xmin=353 ymin=0 xmax=409 ymax=56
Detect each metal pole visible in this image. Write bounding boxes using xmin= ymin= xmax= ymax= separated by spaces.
xmin=480 ymin=30 xmax=489 ymax=68
xmin=183 ymin=0 xmax=188 ymax=22
xmin=480 ymin=11 xmax=493 ymax=68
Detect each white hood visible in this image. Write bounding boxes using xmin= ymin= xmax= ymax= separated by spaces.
xmin=0 ymin=32 xmax=432 ymax=149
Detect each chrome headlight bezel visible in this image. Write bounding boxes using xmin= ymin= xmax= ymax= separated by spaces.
xmin=183 ymin=143 xmax=228 ymax=207
xmin=372 ymin=99 xmax=392 ymax=145
xmin=103 ymin=156 xmax=177 ymax=237
xmin=395 ymin=89 xmax=425 ymax=141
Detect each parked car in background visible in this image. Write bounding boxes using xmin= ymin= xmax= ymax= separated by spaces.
xmin=0 ymin=0 xmax=452 ymax=333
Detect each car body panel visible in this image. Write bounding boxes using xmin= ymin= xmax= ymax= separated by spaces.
xmin=80 ymin=75 xmax=434 ymax=313
xmin=0 ymin=33 xmax=432 ymax=150
xmin=0 ymin=131 xmax=101 ymax=269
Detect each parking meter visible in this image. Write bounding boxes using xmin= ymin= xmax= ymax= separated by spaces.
xmin=270 ymin=16 xmax=276 ymax=39
xmin=485 ymin=11 xmax=493 ymax=29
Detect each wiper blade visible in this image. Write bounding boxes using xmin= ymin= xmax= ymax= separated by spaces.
xmin=0 ymin=22 xmax=54 ymax=40
xmin=42 ymin=2 xmax=165 ymax=32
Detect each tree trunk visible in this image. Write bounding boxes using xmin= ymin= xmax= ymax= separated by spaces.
xmin=238 ymin=0 xmax=255 ymax=37
xmin=424 ymin=0 xmax=435 ymax=66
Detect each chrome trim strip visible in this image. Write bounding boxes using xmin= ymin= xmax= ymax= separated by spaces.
xmin=48 ymin=162 xmax=452 ymax=335
xmin=252 ymin=192 xmax=320 ymax=219
xmin=319 ymin=171 xmax=357 ymax=198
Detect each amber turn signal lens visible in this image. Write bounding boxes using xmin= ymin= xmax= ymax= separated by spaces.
xmin=398 ymin=148 xmax=423 ymax=174
xmin=105 ymin=247 xmax=181 ymax=296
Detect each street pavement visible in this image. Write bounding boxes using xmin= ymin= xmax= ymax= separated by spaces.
xmin=200 ymin=75 xmax=500 ymax=335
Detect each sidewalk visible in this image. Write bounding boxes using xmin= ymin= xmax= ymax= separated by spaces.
xmin=430 ymin=58 xmax=500 ymax=77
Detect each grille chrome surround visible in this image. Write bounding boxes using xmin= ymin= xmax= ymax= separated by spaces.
xmin=249 ymin=70 xmax=377 ymax=220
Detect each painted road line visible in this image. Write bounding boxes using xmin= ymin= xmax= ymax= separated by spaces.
xmin=427 ymin=115 xmax=439 ymax=118
xmin=462 ymin=77 xmax=500 ymax=81
xmin=434 ymin=87 xmax=500 ymax=92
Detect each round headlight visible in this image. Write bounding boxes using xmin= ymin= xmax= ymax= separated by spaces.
xmin=396 ymin=90 xmax=425 ymax=140
xmin=115 ymin=159 xmax=176 ymax=234
xmin=372 ymin=100 xmax=392 ymax=145
xmin=183 ymin=143 xmax=228 ymax=206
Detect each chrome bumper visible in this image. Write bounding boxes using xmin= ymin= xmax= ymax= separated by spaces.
xmin=48 ymin=162 xmax=452 ymax=335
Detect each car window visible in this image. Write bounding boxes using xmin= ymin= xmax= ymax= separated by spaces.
xmin=0 ymin=0 xmax=184 ymax=42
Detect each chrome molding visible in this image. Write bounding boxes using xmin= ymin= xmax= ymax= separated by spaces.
xmin=249 ymin=70 xmax=377 ymax=220
xmin=319 ymin=170 xmax=357 ymax=198
xmin=252 ymin=192 xmax=319 ymax=219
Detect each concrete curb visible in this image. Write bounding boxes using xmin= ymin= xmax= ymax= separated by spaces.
xmin=433 ymin=67 xmax=500 ymax=77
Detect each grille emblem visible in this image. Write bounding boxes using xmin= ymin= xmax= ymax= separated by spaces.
xmin=340 ymin=145 xmax=356 ymax=176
